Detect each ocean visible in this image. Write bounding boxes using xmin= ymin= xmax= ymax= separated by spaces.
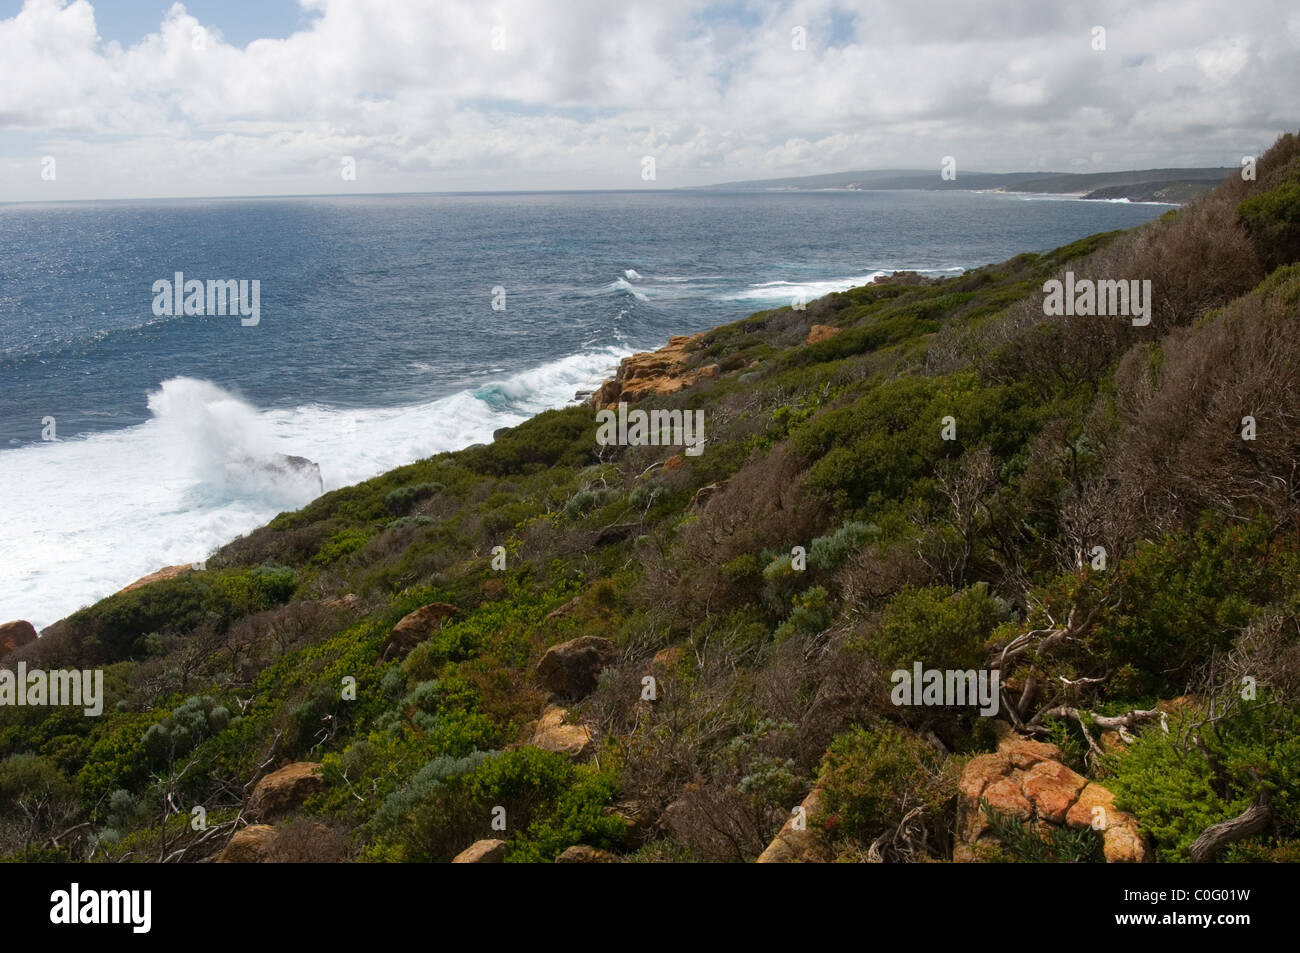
xmin=0 ymin=189 xmax=1169 ymax=628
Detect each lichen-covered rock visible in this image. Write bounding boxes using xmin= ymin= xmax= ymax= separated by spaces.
xmin=756 ymin=786 xmax=832 ymax=863
xmin=535 ymin=636 xmax=618 ymax=698
xmin=377 ymin=602 xmax=459 ymax=663
xmin=556 ymin=845 xmax=619 ymax=863
xmin=247 ymin=762 xmax=324 ymax=820
xmin=216 ymin=824 xmax=278 ymax=863
xmin=452 ymin=839 xmax=507 ymax=863
xmin=955 ymin=733 xmax=1149 ymax=863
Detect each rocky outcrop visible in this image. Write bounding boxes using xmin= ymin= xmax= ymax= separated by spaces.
xmin=247 ymin=762 xmax=325 ymax=820
xmin=956 ymin=731 xmax=1148 ymax=863
xmin=556 ymin=845 xmax=619 ymax=862
xmin=806 ymin=324 xmax=841 ymax=344
xmin=590 ymin=334 xmax=719 ymax=409
xmin=119 ymin=564 xmax=193 ymax=594
xmin=216 ymin=824 xmax=279 ymax=863
xmin=523 ymin=705 xmax=594 ymax=758
xmin=452 ymin=839 xmax=507 ymax=863
xmin=756 ymin=785 xmax=832 ymax=863
xmin=377 ymin=602 xmax=459 ymax=664
xmin=536 ymin=635 xmax=618 ymax=699
xmin=0 ymin=620 xmax=38 ymax=657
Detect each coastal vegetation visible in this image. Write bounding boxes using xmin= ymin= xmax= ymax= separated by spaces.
xmin=3 ymin=132 xmax=1299 ymax=864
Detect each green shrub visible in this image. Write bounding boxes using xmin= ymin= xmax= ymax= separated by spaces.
xmin=818 ymin=725 xmax=955 ymax=844
xmin=867 ymin=583 xmax=1004 ymax=670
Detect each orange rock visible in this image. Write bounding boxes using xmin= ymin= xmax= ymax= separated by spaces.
xmin=756 ymin=786 xmax=832 ymax=863
xmin=216 ymin=824 xmax=277 ymax=863
xmin=1066 ymin=782 xmax=1117 ymax=830
xmin=981 ymin=777 xmax=1033 ymax=820
xmin=589 ymin=333 xmax=717 ymax=409
xmin=958 ymin=752 xmax=1013 ymax=801
xmin=998 ymin=736 xmax=1063 ymax=769
xmin=452 ymin=839 xmax=507 ymax=863
xmin=247 ymin=762 xmax=324 ymax=820
xmin=1103 ymin=818 xmax=1150 ymax=863
xmin=377 ymin=601 xmax=459 ymax=663
xmin=806 ymin=324 xmax=841 ymax=344
xmin=0 ymin=620 xmax=37 ymax=656
xmin=119 ymin=564 xmax=193 ymax=593
xmin=651 ymin=645 xmax=682 ymax=670
xmin=1021 ymin=760 xmax=1088 ymax=823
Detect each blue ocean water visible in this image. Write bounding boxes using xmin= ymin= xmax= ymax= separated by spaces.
xmin=0 ymin=189 xmax=1168 ymax=626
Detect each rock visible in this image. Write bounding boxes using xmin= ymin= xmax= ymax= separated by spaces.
xmin=452 ymin=839 xmax=507 ymax=863
xmin=1021 ymin=760 xmax=1088 ymax=823
xmin=982 ymin=777 xmax=1034 ymax=820
xmin=556 ymin=845 xmax=618 ymax=863
xmin=1103 ymin=818 xmax=1150 ymax=863
xmin=320 ymin=593 xmax=358 ymax=611
xmin=955 ymin=733 xmax=1149 ymax=863
xmin=0 ymin=620 xmax=38 ymax=657
xmin=998 ymin=736 xmax=1063 ymax=769
xmin=756 ymin=786 xmax=831 ymax=863
xmin=119 ymin=564 xmax=193 ymax=594
xmin=247 ymin=762 xmax=325 ymax=820
xmin=545 ymin=596 xmax=581 ymax=621
xmin=377 ymin=602 xmax=459 ymax=663
xmin=216 ymin=825 xmax=278 ymax=863
xmin=806 ymin=324 xmax=841 ymax=344
xmin=650 ymin=646 xmax=682 ymax=670
xmin=1066 ymin=783 xmax=1117 ymax=830
xmin=536 ymin=636 xmax=618 ymax=698
xmin=526 ymin=705 xmax=594 ymax=758
xmin=589 ymin=333 xmax=719 ymax=409
xmin=958 ymin=752 xmax=1014 ymax=801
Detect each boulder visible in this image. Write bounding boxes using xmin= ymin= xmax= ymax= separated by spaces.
xmin=247 ymin=762 xmax=324 ymax=820
xmin=0 ymin=620 xmax=38 ymax=657
xmin=954 ymin=733 xmax=1149 ymax=863
xmin=556 ymin=845 xmax=619 ymax=863
xmin=216 ymin=825 xmax=278 ymax=863
xmin=377 ymin=602 xmax=459 ymax=663
xmin=805 ymin=324 xmax=841 ymax=345
xmin=452 ymin=839 xmax=507 ymax=863
xmin=536 ymin=636 xmax=618 ymax=698
xmin=756 ymin=785 xmax=831 ymax=863
xmin=1103 ymin=818 xmax=1150 ymax=863
xmin=525 ymin=705 xmax=594 ymax=758
xmin=1021 ymin=760 xmax=1088 ymax=824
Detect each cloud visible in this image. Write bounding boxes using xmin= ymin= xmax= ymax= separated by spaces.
xmin=1 ymin=0 xmax=1296 ymax=199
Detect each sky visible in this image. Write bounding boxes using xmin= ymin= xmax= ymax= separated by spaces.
xmin=1 ymin=0 xmax=1297 ymax=201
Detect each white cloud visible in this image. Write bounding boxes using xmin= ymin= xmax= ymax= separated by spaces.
xmin=1 ymin=0 xmax=1296 ymax=199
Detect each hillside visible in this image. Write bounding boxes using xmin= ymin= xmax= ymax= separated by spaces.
xmin=701 ymin=166 xmax=1234 ymax=204
xmin=2 ymin=133 xmax=1299 ymax=864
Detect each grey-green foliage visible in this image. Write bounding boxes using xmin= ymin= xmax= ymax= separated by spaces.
xmin=809 ymin=520 xmax=879 ymax=572
xmin=385 ymin=482 xmax=445 ymax=514
xmin=370 ymin=750 xmax=494 ymax=834
xmin=142 ymin=695 xmax=231 ymax=765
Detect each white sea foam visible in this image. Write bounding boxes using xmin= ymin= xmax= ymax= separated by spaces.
xmin=0 ymin=347 xmax=630 ymax=629
xmin=721 ymin=272 xmax=891 ymax=302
